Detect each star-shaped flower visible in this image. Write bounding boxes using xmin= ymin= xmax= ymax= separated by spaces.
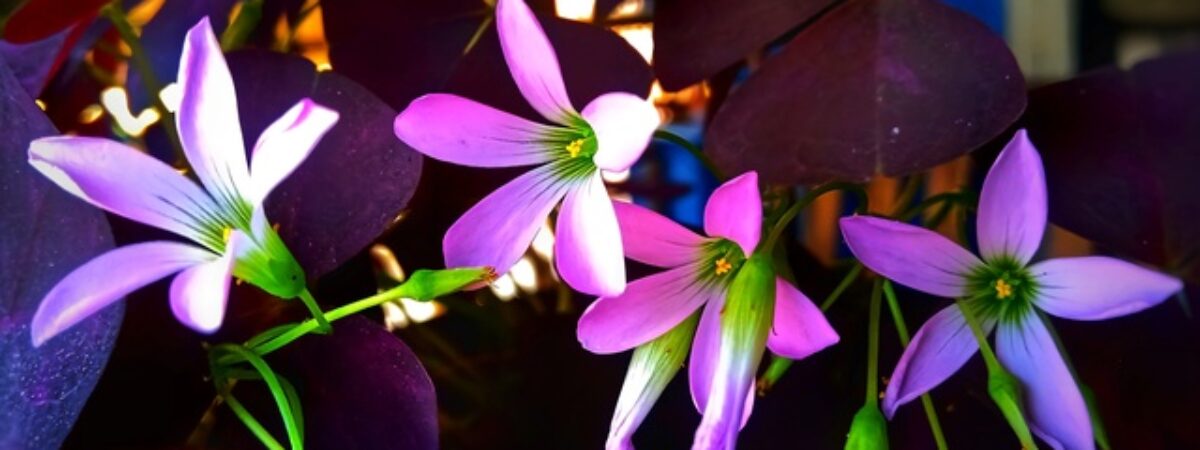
xmin=28 ymin=18 xmax=338 ymax=345
xmin=393 ymin=0 xmax=660 ymax=296
xmin=840 ymin=130 xmax=1182 ymax=450
xmin=578 ymin=172 xmax=839 ymax=449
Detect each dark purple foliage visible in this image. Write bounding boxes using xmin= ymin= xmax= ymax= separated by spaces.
xmin=706 ymin=0 xmax=1026 ymax=184
xmin=0 ymin=54 xmax=122 ymax=449
xmin=1027 ymin=51 xmax=1200 ymax=282
xmin=0 ymin=28 xmax=70 ymax=96
xmin=227 ymin=50 xmax=423 ymax=279
xmin=653 ymin=0 xmax=835 ymax=90
xmin=126 ymin=0 xmax=237 ymax=110
xmin=273 ymin=316 xmax=439 ymax=450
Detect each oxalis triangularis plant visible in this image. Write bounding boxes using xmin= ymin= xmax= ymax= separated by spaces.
xmin=2 ymin=0 xmax=1195 ymax=449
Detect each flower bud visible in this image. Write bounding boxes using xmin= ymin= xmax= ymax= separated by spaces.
xmin=844 ymin=403 xmax=889 ymax=450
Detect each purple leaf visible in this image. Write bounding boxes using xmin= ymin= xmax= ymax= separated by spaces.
xmin=705 ymin=0 xmax=1026 ymax=184
xmin=0 ymin=28 xmax=70 ymax=96
xmin=273 ymin=316 xmax=438 ymax=450
xmin=322 ymin=0 xmax=652 ymax=114
xmin=652 ymin=0 xmax=835 ymax=90
xmin=1026 ymin=51 xmax=1200 ymax=282
xmin=0 ymin=54 xmax=122 ymax=448
xmin=226 ymin=50 xmax=422 ymax=279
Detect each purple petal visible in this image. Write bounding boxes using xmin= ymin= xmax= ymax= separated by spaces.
xmin=613 ymin=200 xmax=705 ymax=268
xmin=703 ymin=171 xmax=762 ymax=255
xmin=605 ymin=314 xmax=697 ymax=450
xmin=495 ymin=0 xmax=575 ymax=124
xmin=176 ymin=18 xmax=252 ymax=203
xmin=767 ymin=278 xmax=839 ymax=359
xmin=840 ymin=216 xmax=982 ymax=298
xmin=248 ymin=98 xmax=339 ymax=204
xmin=1031 ymin=256 xmax=1182 ymax=321
xmin=577 ymin=265 xmax=714 ymax=354
xmin=443 ymin=164 xmax=570 ymax=275
xmin=556 ymin=172 xmax=626 ymax=296
xmin=394 ymin=93 xmax=560 ymax=168
xmin=31 ymin=242 xmax=214 ymax=346
xmin=688 ymin=297 xmax=755 ymax=428
xmin=995 ymin=316 xmax=1093 ymax=450
xmin=582 ymin=92 xmax=660 ymax=172
xmin=28 ymin=136 xmax=222 ymax=245
xmin=882 ymin=305 xmax=994 ymax=417
xmin=169 ymin=231 xmax=239 ymax=333
xmin=977 ymin=130 xmax=1047 ymax=265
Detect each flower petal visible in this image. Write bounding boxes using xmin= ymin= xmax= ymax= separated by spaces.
xmin=495 ymin=0 xmax=575 ymax=124
xmin=29 ymin=136 xmax=224 ymax=246
xmin=31 ymin=242 xmax=215 ymax=346
xmin=248 ymin=98 xmax=339 ymax=204
xmin=582 ymin=92 xmax=659 ymax=172
xmin=394 ymin=93 xmax=560 ymax=168
xmin=688 ymin=295 xmax=756 ymax=429
xmin=169 ymin=231 xmax=240 ymax=333
xmin=767 ymin=278 xmax=839 ymax=359
xmin=977 ymin=130 xmax=1047 ymax=265
xmin=556 ymin=172 xmax=626 ymax=296
xmin=703 ymin=171 xmax=762 ymax=255
xmin=882 ymin=305 xmax=994 ymax=417
xmin=577 ymin=265 xmax=713 ymax=353
xmin=840 ymin=216 xmax=983 ymax=298
xmin=1030 ymin=256 xmax=1182 ymax=321
xmin=995 ymin=316 xmax=1093 ymax=450
xmin=613 ymin=200 xmax=705 ymax=268
xmin=444 ymin=163 xmax=570 ymax=275
xmin=177 ymin=17 xmax=251 ymax=205
xmin=606 ymin=314 xmax=698 ymax=450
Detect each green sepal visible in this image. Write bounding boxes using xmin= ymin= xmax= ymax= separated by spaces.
xmin=723 ymin=252 xmax=776 ymax=350
xmin=394 ymin=267 xmax=497 ymax=301
xmin=845 ymin=403 xmax=890 ymax=450
xmin=987 ymin=364 xmax=1039 ymax=450
xmin=234 ymin=224 xmax=307 ymax=300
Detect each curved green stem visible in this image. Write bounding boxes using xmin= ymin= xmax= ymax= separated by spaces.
xmin=298 ymin=289 xmax=332 ymax=334
xmin=652 ymin=129 xmax=724 ymax=180
xmin=883 ymin=281 xmax=949 ymax=450
xmin=100 ymin=3 xmax=185 ymax=163
xmin=762 ymin=182 xmax=867 ymax=251
xmin=955 ymin=299 xmax=1000 ymax=370
xmin=222 ymin=392 xmax=285 ymax=450
xmin=866 ymin=280 xmax=883 ymax=403
xmin=214 ymin=344 xmax=304 ymax=450
xmin=819 ymin=263 xmax=862 ymax=311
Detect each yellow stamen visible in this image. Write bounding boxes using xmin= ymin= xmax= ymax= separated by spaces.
xmin=994 ymin=278 xmax=1013 ymax=299
xmin=714 ymin=258 xmax=733 ymax=275
xmin=565 ymin=138 xmax=585 ymax=158
xmin=222 ymin=226 xmax=233 ymax=243
xmin=273 ymin=223 xmax=281 ymax=232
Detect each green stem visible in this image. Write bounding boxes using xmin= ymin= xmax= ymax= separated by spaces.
xmin=762 ymin=182 xmax=868 ymax=251
xmin=883 ymin=281 xmax=949 ymax=450
xmin=100 ymin=2 xmax=185 ymax=164
xmin=298 ymin=289 xmax=332 ymax=334
xmin=866 ymin=280 xmax=883 ymax=403
xmin=222 ymin=392 xmax=285 ymax=450
xmin=652 ymin=129 xmax=724 ymax=180
xmin=820 ymin=263 xmax=862 ymax=311
xmin=215 ymin=344 xmax=304 ymax=450
xmin=955 ymin=299 xmax=1000 ymax=371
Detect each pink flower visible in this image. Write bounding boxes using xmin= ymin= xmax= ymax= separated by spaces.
xmin=27 ymin=18 xmax=338 ymax=345
xmin=578 ymin=172 xmax=839 ymax=449
xmin=840 ymin=130 xmax=1182 ymax=450
xmin=393 ymin=0 xmax=660 ymax=296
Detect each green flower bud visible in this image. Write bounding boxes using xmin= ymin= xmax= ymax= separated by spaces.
xmin=988 ymin=364 xmax=1038 ymax=450
xmin=845 ymin=403 xmax=889 ymax=450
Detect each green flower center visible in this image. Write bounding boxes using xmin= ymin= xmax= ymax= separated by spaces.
xmin=699 ymin=238 xmax=746 ymax=282
xmin=966 ymin=257 xmax=1037 ymax=323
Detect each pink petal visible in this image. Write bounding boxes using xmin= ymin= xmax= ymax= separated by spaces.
xmin=444 ymin=164 xmax=570 ymax=275
xmin=582 ymin=92 xmax=660 ymax=172
xmin=882 ymin=305 xmax=994 ymax=418
xmin=995 ymin=316 xmax=1093 ymax=450
xmin=703 ymin=171 xmax=762 ymax=255
xmin=394 ymin=93 xmax=560 ymax=168
xmin=840 ymin=216 xmax=983 ymax=298
xmin=613 ymin=200 xmax=705 ymax=268
xmin=29 ymin=136 xmax=223 ymax=246
xmin=1030 ymin=256 xmax=1182 ymax=321
xmin=495 ymin=0 xmax=575 ymax=124
xmin=31 ymin=242 xmax=215 ymax=346
xmin=767 ymin=278 xmax=839 ymax=359
xmin=248 ymin=98 xmax=339 ymax=204
xmin=688 ymin=297 xmax=755 ymax=427
xmin=169 ymin=231 xmax=240 ymax=333
xmin=577 ymin=265 xmax=714 ymax=353
xmin=176 ymin=18 xmax=252 ymax=205
xmin=977 ymin=130 xmax=1047 ymax=265
xmin=555 ymin=172 xmax=626 ymax=296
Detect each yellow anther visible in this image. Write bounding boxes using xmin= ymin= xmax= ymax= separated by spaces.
xmin=714 ymin=258 xmax=733 ymax=275
xmin=994 ymin=278 xmax=1013 ymax=299
xmin=565 ymin=138 xmax=585 ymax=158
xmin=222 ymin=226 xmax=233 ymax=243
xmin=273 ymin=222 xmax=281 ymax=232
